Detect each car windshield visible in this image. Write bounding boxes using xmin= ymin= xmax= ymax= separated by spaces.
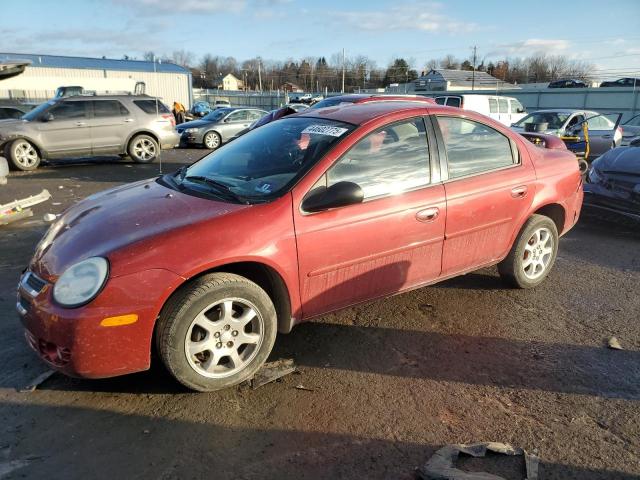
xmin=21 ymin=100 xmax=56 ymax=121
xmin=172 ymin=117 xmax=355 ymax=202
xmin=513 ymin=112 xmax=570 ymax=130
xmin=203 ymin=109 xmax=231 ymax=121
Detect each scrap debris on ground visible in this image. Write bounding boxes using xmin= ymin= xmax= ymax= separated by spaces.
xmin=0 ymin=189 xmax=51 ymax=225
xmin=250 ymin=358 xmax=297 ymax=389
xmin=418 ymin=442 xmax=539 ymax=480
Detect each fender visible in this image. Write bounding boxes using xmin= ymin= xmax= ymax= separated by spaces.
xmin=0 ymin=133 xmax=49 ymax=158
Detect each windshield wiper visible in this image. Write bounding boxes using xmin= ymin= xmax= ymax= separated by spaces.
xmin=184 ymin=175 xmax=248 ymax=204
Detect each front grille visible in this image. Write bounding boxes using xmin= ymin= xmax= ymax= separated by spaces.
xmin=26 ymin=272 xmax=46 ymax=292
xmin=20 ymin=271 xmax=47 ymax=297
xmin=24 ymin=331 xmax=71 ymax=367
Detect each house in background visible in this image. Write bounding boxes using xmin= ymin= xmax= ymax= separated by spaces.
xmin=214 ymin=73 xmax=244 ymax=91
xmin=414 ymin=69 xmax=518 ymax=92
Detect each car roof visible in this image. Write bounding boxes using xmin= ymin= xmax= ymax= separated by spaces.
xmin=297 ymin=100 xmax=436 ymax=125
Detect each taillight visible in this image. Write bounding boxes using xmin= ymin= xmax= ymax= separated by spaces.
xmin=162 ymin=114 xmax=175 ymax=127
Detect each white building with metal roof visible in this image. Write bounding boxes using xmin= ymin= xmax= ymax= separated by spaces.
xmin=0 ymin=53 xmax=192 ymax=106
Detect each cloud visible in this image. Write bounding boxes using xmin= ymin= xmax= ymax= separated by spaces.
xmin=330 ymin=1 xmax=478 ymax=34
xmin=488 ymin=39 xmax=570 ymax=57
xmin=111 ymin=0 xmax=246 ymax=14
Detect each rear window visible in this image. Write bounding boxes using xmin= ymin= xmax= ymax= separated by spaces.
xmin=133 ymin=99 xmax=170 ymax=114
xmin=446 ymin=97 xmax=461 ymax=108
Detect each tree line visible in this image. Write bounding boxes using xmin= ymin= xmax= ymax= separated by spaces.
xmin=141 ymin=50 xmax=594 ymax=92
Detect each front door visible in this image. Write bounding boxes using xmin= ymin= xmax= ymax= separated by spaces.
xmin=90 ymin=99 xmax=132 ymax=154
xmin=221 ymin=110 xmax=251 ymax=141
xmin=36 ymin=100 xmax=91 ymax=157
xmin=434 ymin=115 xmax=536 ymax=276
xmin=293 ymin=117 xmax=446 ymax=318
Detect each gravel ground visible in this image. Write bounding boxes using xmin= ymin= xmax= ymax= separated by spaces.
xmin=0 ymin=149 xmax=639 ymax=479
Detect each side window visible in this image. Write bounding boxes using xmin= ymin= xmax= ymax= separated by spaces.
xmin=49 ymin=101 xmax=87 ymax=120
xmin=586 ymin=116 xmax=611 ymax=130
xmin=93 ymin=100 xmax=129 ymax=117
xmin=247 ymin=110 xmax=264 ymax=121
xmin=510 ymin=99 xmax=523 ymax=113
xmin=498 ymin=98 xmax=509 ymax=114
xmin=326 ymin=118 xmax=430 ymax=199
xmin=437 ymin=116 xmax=516 ymax=179
xmin=227 ymin=110 xmax=248 ymax=122
xmin=434 ymin=97 xmax=447 ymax=105
xmin=133 ymin=100 xmax=170 ymax=114
xmin=446 ymin=97 xmax=461 ymax=108
xmin=566 ymin=115 xmax=585 ymax=130
xmin=488 ymin=98 xmax=498 ymax=114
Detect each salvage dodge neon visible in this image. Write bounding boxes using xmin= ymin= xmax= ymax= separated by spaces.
xmin=17 ymin=99 xmax=583 ymax=391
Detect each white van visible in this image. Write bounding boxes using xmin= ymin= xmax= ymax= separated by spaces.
xmin=434 ymin=94 xmax=527 ymax=126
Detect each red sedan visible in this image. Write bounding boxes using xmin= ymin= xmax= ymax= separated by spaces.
xmin=17 ymin=99 xmax=583 ymax=391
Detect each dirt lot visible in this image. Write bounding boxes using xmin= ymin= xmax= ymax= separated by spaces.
xmin=0 ymin=150 xmax=639 ymax=479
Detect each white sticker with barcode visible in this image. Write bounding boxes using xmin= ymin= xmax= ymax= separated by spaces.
xmin=301 ymin=125 xmax=348 ymax=137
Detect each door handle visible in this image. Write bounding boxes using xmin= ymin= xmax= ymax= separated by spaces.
xmin=124 ymin=118 xmax=134 ymax=123
xmin=416 ymin=207 xmax=440 ymax=223
xmin=601 ymin=134 xmax=612 ymax=139
xmin=511 ymin=185 xmax=528 ymax=198
xmin=75 ymin=121 xmax=86 ymax=127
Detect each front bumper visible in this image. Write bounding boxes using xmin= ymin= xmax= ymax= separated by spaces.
xmin=17 ymin=268 xmax=183 ymax=378
xmin=583 ymin=183 xmax=640 ymax=221
xmin=178 ymin=130 xmax=205 ymax=145
xmin=159 ymin=131 xmax=181 ymax=150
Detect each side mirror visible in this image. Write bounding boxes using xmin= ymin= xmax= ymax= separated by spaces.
xmin=302 ymin=181 xmax=364 ymax=213
xmin=517 ymin=108 xmax=526 ymax=113
xmin=41 ymin=113 xmax=54 ymax=122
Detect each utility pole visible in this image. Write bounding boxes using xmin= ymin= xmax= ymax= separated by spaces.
xmin=258 ymin=60 xmax=262 ymax=92
xmin=471 ymin=45 xmax=477 ymax=91
xmin=341 ymin=48 xmax=346 ymax=93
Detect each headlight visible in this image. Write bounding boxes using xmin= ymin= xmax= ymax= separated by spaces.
xmin=185 ymin=128 xmax=199 ymax=133
xmin=53 ymin=257 xmax=109 ymax=307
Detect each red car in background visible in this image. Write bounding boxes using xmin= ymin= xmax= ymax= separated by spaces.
xmin=17 ymin=100 xmax=583 ymax=391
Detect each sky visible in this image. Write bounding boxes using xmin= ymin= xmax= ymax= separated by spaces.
xmin=3 ymin=0 xmax=640 ymax=80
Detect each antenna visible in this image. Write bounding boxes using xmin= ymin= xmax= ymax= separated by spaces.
xmin=153 ymin=54 xmax=162 ymax=175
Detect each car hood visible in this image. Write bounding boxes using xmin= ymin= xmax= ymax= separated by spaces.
xmin=593 ymin=146 xmax=640 ymax=175
xmin=30 ymin=177 xmax=248 ymax=279
xmin=0 ymin=119 xmax=27 ymax=130
xmin=178 ymin=119 xmax=217 ymax=129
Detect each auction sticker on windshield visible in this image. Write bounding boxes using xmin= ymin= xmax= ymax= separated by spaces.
xmin=302 ymin=125 xmax=348 ymax=137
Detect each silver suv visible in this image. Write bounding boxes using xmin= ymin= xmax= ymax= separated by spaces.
xmin=0 ymin=95 xmax=180 ymax=171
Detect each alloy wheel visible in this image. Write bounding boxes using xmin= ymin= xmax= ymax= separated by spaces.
xmin=205 ymin=133 xmax=220 ymax=149
xmin=522 ymin=227 xmax=554 ymax=280
xmin=13 ymin=141 xmax=38 ymax=168
xmin=184 ymin=298 xmax=264 ymax=378
xmin=132 ymin=138 xmax=156 ymax=161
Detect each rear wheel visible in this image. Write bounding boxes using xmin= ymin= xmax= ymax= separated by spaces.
xmin=6 ymin=139 xmax=40 ymax=171
xmin=498 ymin=214 xmax=559 ymax=289
xmin=156 ymin=273 xmax=277 ymax=392
xmin=128 ymin=134 xmax=159 ymax=163
xmin=203 ymin=131 xmax=221 ymax=150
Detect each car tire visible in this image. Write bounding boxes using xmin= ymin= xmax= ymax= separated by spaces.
xmin=498 ymin=214 xmax=559 ymax=289
xmin=203 ymin=131 xmax=221 ymax=150
xmin=6 ymin=139 xmax=41 ymax=171
xmin=156 ymin=273 xmax=277 ymax=392
xmin=128 ymin=134 xmax=159 ymax=163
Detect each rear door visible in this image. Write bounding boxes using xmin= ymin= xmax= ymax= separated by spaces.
xmin=434 ymin=115 xmax=536 ymax=276
xmin=220 ymin=110 xmax=251 ymax=141
xmin=36 ymin=100 xmax=91 ymax=157
xmin=90 ymin=99 xmax=133 ymax=154
xmin=292 ymin=116 xmax=446 ymax=318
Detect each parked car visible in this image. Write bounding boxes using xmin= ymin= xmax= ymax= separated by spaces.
xmin=212 ymin=99 xmax=231 ymax=109
xmin=176 ymin=107 xmax=268 ymax=149
xmin=511 ymin=109 xmax=622 ymax=156
xmin=0 ymin=106 xmax=25 ymax=120
xmin=620 ymin=114 xmax=640 ymax=146
xmin=17 ymin=100 xmax=583 ymax=391
xmin=584 ymin=145 xmax=640 ymax=221
xmin=310 ymin=94 xmax=434 ymax=110
xmin=190 ymin=101 xmax=212 ymax=118
xmin=0 ymin=95 xmax=178 ymax=170
xmin=600 ymin=78 xmax=640 ymax=88
xmin=548 ymin=79 xmax=587 ymax=88
xmin=434 ymin=94 xmax=526 ymax=126
xmin=285 ymin=103 xmax=309 ymax=112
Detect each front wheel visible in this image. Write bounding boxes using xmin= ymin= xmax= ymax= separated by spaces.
xmin=156 ymin=273 xmax=277 ymax=392
xmin=203 ymin=131 xmax=221 ymax=150
xmin=128 ymin=134 xmax=159 ymax=163
xmin=6 ymin=139 xmax=41 ymax=171
xmin=498 ymin=214 xmax=559 ymax=289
